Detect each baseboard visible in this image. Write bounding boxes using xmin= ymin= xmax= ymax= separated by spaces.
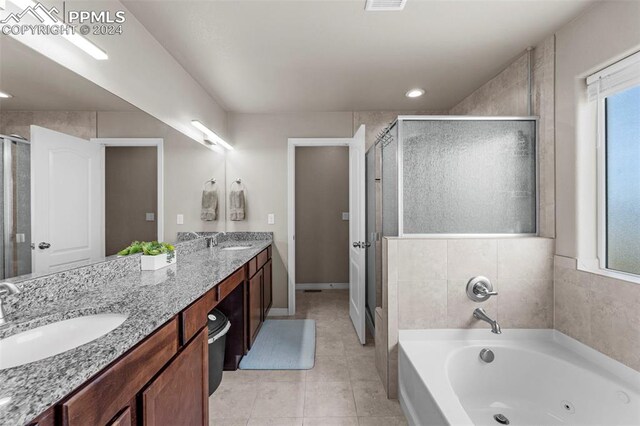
xmin=267 ymin=308 xmax=290 ymax=317
xmin=296 ymin=283 xmax=349 ymax=290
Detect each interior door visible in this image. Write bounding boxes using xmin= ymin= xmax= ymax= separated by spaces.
xmin=31 ymin=126 xmax=103 ymax=273
xmin=349 ymin=125 xmax=366 ymax=344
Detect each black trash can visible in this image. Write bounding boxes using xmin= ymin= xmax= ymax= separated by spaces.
xmin=207 ymin=309 xmax=230 ymax=395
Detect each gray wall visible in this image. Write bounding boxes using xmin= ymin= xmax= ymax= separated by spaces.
xmin=295 ymin=146 xmax=349 ymax=284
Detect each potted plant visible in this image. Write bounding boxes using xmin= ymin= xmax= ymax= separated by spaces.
xmin=118 ymin=241 xmax=176 ymax=270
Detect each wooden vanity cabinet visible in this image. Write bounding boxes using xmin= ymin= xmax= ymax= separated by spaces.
xmin=141 ymin=328 xmax=208 ymax=426
xmin=247 ymin=246 xmax=273 ymax=347
xmin=248 ymin=268 xmax=263 ymax=344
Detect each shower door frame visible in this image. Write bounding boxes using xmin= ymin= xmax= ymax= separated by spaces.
xmin=394 ymin=115 xmax=540 ymax=238
xmin=1 ymin=134 xmax=31 ymax=279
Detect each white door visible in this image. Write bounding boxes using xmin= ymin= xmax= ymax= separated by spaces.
xmin=31 ymin=126 xmax=103 ymax=273
xmin=349 ymin=125 xmax=366 ymax=344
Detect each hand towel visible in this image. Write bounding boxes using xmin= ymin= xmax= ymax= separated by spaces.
xmin=229 ymin=189 xmax=245 ymax=221
xmin=201 ymin=189 xmax=218 ymax=221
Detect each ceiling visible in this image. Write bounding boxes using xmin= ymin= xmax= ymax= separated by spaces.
xmin=124 ymin=0 xmax=596 ymax=113
xmin=0 ymin=37 xmax=136 ymax=111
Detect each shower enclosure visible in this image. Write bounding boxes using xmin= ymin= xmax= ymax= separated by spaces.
xmin=364 ymin=116 xmax=538 ymax=328
xmin=0 ymin=134 xmax=32 ymax=279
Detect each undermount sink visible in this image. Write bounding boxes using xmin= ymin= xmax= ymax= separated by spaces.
xmin=0 ymin=313 xmax=128 ymax=370
xmin=221 ymin=246 xmax=252 ymax=251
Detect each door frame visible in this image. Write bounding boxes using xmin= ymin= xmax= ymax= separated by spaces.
xmin=94 ymin=138 xmax=164 ymax=247
xmin=287 ymin=137 xmax=351 ymax=316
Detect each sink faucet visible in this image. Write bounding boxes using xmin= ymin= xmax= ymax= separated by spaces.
xmin=0 ymin=282 xmax=21 ymax=325
xmin=473 ymin=308 xmax=501 ymax=334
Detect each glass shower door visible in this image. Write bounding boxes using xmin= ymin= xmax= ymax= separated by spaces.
xmin=1 ymin=135 xmax=32 ymax=279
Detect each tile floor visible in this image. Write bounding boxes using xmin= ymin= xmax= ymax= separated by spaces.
xmin=209 ymin=289 xmax=406 ymax=426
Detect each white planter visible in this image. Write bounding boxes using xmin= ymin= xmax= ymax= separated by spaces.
xmin=140 ymin=252 xmax=177 ymax=270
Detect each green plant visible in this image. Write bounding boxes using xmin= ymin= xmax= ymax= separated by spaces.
xmin=118 ymin=241 xmax=175 ymax=257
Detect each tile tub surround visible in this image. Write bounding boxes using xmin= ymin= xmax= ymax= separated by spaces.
xmin=0 ymin=234 xmax=272 ymax=425
xmin=554 ymin=255 xmax=640 ymax=372
xmin=380 ymin=237 xmax=554 ymax=397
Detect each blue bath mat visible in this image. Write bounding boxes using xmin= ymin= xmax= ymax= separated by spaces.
xmin=239 ymin=319 xmax=316 ymax=370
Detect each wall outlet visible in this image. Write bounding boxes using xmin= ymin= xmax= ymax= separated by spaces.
xmin=342 ymin=212 xmax=349 ymax=221
xmin=146 ymin=213 xmax=155 ymax=222
xmin=177 ymin=214 xmax=184 ymax=225
xmin=267 ymin=213 xmax=275 ymax=225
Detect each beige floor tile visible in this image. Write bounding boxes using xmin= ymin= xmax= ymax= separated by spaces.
xmin=247 ymin=418 xmax=303 ymax=426
xmin=258 ymin=370 xmax=307 ymax=382
xmin=306 ymin=356 xmax=349 ymax=382
xmin=221 ymin=370 xmax=263 ymax=385
xmin=346 ymin=355 xmax=379 ymax=383
xmin=251 ymin=382 xmax=305 ymax=418
xmin=304 ymin=382 xmax=356 ymax=418
xmin=352 ymin=381 xmax=404 ymax=417
xmin=316 ymin=336 xmax=346 ymax=357
xmin=209 ymin=418 xmax=249 ymax=426
xmin=209 ymin=383 xmax=257 ymax=419
xmin=357 ymin=416 xmax=408 ymax=425
xmin=303 ymin=417 xmax=358 ymax=425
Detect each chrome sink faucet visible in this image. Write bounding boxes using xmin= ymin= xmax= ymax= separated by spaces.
xmin=473 ymin=308 xmax=501 ymax=334
xmin=0 ymin=282 xmax=21 ymax=325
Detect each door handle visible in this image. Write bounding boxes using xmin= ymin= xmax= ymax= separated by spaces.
xmin=38 ymin=242 xmax=51 ymax=250
xmin=352 ymin=242 xmax=362 ymax=248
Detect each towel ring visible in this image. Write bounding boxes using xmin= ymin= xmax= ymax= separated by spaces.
xmin=203 ymin=178 xmax=217 ymax=190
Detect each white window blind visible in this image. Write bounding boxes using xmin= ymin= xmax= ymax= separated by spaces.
xmin=587 ymin=50 xmax=640 ymax=101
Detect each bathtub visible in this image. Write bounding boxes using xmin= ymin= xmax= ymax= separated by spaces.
xmin=398 ymin=329 xmax=640 ymax=426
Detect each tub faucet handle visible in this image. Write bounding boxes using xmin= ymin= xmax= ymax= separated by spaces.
xmin=466 ymin=276 xmax=497 ymax=302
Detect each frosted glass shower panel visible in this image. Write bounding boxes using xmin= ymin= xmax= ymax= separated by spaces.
xmin=401 ymin=119 xmax=536 ymax=234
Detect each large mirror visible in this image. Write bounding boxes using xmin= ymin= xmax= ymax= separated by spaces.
xmin=0 ymin=36 xmax=226 ymax=280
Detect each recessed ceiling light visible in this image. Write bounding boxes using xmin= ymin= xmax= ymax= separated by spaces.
xmin=405 ymin=88 xmax=425 ymax=98
xmin=191 ymin=120 xmax=234 ymax=151
xmin=0 ymin=91 xmax=13 ymax=99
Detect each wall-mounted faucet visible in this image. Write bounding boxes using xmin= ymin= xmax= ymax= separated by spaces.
xmin=466 ymin=276 xmax=498 ymax=302
xmin=0 ymin=282 xmax=21 ymax=326
xmin=473 ymin=308 xmax=501 ymax=334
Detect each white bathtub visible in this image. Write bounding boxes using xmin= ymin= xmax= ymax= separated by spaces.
xmin=398 ymin=329 xmax=640 ymax=426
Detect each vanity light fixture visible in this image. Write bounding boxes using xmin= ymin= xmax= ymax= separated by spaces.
xmin=0 ymin=91 xmax=13 ymax=99
xmin=191 ymin=120 xmax=234 ymax=151
xmin=7 ymin=0 xmax=108 ymax=60
xmin=405 ymin=88 xmax=425 ymax=98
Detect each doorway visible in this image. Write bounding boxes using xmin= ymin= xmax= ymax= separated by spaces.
xmin=294 ymin=146 xmax=349 ymax=289
xmin=287 ymin=125 xmax=366 ymax=343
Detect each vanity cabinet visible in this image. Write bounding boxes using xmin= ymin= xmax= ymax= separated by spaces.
xmin=248 ymin=268 xmax=263 ymax=343
xmin=141 ymin=328 xmax=208 ymax=426
xmin=247 ymin=247 xmax=272 ymax=347
xmin=28 ymin=244 xmax=272 ymax=426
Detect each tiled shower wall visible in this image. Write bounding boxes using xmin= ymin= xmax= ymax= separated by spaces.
xmin=381 ymin=237 xmax=554 ymax=398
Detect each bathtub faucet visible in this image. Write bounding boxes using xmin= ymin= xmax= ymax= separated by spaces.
xmin=473 ymin=308 xmax=501 ymax=334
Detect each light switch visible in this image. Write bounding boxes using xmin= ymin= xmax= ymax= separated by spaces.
xmin=342 ymin=212 xmax=349 ymax=221
xmin=267 ymin=213 xmax=275 ymax=225
xmin=177 ymin=214 xmax=184 ymax=225
xmin=146 ymin=213 xmax=155 ymax=222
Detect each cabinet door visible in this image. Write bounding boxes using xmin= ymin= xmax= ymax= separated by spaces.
xmin=262 ymin=259 xmax=272 ymax=319
xmin=142 ymin=328 xmax=208 ymax=426
xmin=248 ymin=269 xmax=263 ymax=346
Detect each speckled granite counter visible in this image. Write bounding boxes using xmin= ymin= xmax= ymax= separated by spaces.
xmin=0 ymin=233 xmax=273 ymax=425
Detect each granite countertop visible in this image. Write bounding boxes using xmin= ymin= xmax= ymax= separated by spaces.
xmin=0 ymin=235 xmax=272 ymax=425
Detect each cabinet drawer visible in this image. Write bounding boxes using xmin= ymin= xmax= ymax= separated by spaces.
xmin=61 ymin=318 xmax=179 ymax=426
xmin=108 ymin=407 xmax=132 ymax=426
xmin=257 ymin=249 xmax=268 ymax=270
xmin=218 ymin=267 xmax=246 ymax=301
xmin=181 ymin=287 xmax=218 ymax=345
xmin=267 ymin=245 xmax=272 ymax=259
xmin=248 ymin=256 xmax=258 ymax=277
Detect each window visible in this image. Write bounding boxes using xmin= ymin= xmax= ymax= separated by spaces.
xmin=605 ymin=85 xmax=640 ymax=276
xmin=588 ymin=51 xmax=640 ymax=277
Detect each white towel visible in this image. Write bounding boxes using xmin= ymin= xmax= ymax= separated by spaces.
xmin=201 ymin=190 xmax=218 ymax=221
xmin=229 ymin=189 xmax=245 ymax=221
